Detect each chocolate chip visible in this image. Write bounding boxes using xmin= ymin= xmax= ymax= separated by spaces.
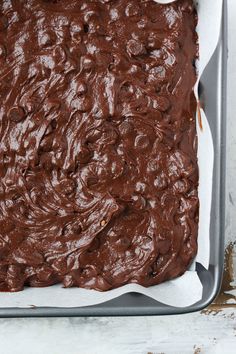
xmin=70 ymin=21 xmax=84 ymax=34
xmin=71 ymin=222 xmax=82 ymax=234
xmin=87 ymin=176 xmax=98 ymax=187
xmin=173 ymin=179 xmax=189 ymax=194
xmin=59 ymin=178 xmax=76 ymax=195
xmin=111 ymin=160 xmax=124 ymax=179
xmin=39 ymin=31 xmax=56 ymax=47
xmin=125 ymin=2 xmax=141 ymax=17
xmin=135 ymin=182 xmax=147 ymax=194
xmin=0 ymin=16 xmax=8 ymax=31
xmin=77 ymin=146 xmax=91 ymax=164
xmin=81 ymin=55 xmax=94 ymax=70
xmin=134 ymin=134 xmax=150 ymax=150
xmin=40 ymin=152 xmax=54 ymax=172
xmin=132 ymin=195 xmax=146 ymax=210
xmin=119 ymin=121 xmax=134 ymax=136
xmin=62 ymin=274 xmax=74 ymax=288
xmin=149 ymin=66 xmax=166 ymax=82
xmin=153 ymin=96 xmax=170 ymax=112
xmin=72 ymin=97 xmax=91 ymax=112
xmin=154 ymin=173 xmax=168 ymax=190
xmin=8 ymin=107 xmax=26 ymax=123
xmin=137 ymin=16 xmax=148 ymax=29
xmin=76 ymin=80 xmax=87 ymax=95
xmin=147 ymin=32 xmax=162 ymax=50
xmin=126 ymin=39 xmax=146 ymax=57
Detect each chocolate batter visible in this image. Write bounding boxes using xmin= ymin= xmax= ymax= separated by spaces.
xmin=0 ymin=0 xmax=198 ymax=292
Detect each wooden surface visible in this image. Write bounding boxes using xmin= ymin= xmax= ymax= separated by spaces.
xmin=0 ymin=1 xmax=235 ymax=353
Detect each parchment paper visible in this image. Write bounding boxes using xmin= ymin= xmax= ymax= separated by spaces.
xmin=0 ymin=0 xmax=223 ymax=308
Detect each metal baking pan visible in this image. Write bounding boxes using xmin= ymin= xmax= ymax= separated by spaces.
xmin=0 ymin=0 xmax=227 ymax=317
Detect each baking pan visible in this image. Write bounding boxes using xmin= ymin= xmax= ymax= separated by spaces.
xmin=0 ymin=0 xmax=227 ymax=317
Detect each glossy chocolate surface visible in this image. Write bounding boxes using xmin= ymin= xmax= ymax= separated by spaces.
xmin=0 ymin=0 xmax=198 ymax=291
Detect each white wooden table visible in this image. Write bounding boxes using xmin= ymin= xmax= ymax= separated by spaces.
xmin=0 ymin=2 xmax=235 ymax=353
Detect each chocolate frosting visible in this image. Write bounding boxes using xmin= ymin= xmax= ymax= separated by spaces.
xmin=0 ymin=0 xmax=198 ymax=292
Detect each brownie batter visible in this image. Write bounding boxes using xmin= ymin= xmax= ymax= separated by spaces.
xmin=0 ymin=0 xmax=198 ymax=292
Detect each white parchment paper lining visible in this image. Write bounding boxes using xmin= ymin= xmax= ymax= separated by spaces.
xmin=0 ymin=0 xmax=223 ymax=308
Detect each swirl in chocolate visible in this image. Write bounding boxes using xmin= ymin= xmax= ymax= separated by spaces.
xmin=0 ymin=0 xmax=198 ymax=291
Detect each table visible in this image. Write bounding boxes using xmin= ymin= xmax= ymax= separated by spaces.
xmin=0 ymin=1 xmax=235 ymax=353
